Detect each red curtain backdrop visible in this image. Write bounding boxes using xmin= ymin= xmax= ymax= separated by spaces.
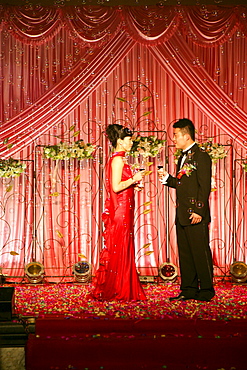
xmin=0 ymin=5 xmax=246 ymax=280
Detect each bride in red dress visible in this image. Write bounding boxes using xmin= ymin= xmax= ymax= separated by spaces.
xmin=92 ymin=124 xmax=147 ymax=301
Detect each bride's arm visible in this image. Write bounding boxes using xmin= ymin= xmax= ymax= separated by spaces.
xmin=111 ymin=156 xmax=143 ymax=193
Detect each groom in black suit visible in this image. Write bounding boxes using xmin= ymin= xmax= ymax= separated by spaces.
xmin=159 ymin=119 xmax=215 ymax=302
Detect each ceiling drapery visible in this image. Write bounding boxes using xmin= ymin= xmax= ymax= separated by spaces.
xmin=149 ymin=34 xmax=247 ymax=144
xmin=0 ymin=5 xmax=246 ymax=157
xmin=1 ymin=5 xmax=245 ymax=45
xmin=0 ymin=31 xmax=136 ymax=157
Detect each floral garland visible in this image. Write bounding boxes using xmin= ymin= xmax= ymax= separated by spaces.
xmin=43 ymin=140 xmax=96 ymax=160
xmin=129 ymin=135 xmax=165 ymax=158
xmin=0 ymin=158 xmax=26 ymax=178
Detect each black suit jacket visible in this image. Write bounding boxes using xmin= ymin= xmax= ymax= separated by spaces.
xmin=166 ymin=143 xmax=211 ymax=226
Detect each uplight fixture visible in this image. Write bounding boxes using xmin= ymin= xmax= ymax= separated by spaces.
xmin=72 ymin=261 xmax=91 ymax=283
xmin=159 ymin=262 xmax=178 ymax=282
xmin=25 ymin=262 xmax=44 ymax=284
xmin=230 ymin=261 xmax=247 ymax=283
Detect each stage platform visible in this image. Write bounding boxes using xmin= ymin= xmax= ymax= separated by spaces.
xmin=0 ymin=281 xmax=246 ymax=370
xmin=11 ymin=281 xmax=247 ymax=321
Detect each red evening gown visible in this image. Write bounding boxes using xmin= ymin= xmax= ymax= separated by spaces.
xmin=92 ymin=151 xmax=146 ymax=301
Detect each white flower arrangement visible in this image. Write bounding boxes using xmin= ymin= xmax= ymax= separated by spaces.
xmin=0 ymin=158 xmax=26 ymax=178
xmin=198 ymin=139 xmax=227 ymax=163
xmin=129 ymin=135 xmax=165 ymax=158
xmin=43 ymin=140 xmax=96 ymax=161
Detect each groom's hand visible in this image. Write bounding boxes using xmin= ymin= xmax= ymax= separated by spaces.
xmin=189 ymin=212 xmax=202 ymax=224
xmin=157 ymin=169 xmax=167 ymax=179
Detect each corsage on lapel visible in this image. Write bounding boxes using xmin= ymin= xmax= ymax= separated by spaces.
xmin=177 ymin=163 xmax=197 ymax=179
xmin=175 ymin=149 xmax=197 ymax=179
xmin=177 ymin=163 xmax=196 ymax=179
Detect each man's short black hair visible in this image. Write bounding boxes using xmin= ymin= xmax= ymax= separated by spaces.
xmin=173 ymin=119 xmax=195 ymax=141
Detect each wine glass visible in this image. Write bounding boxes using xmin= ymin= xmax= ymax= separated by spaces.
xmin=138 ymin=167 xmax=145 ymax=188
xmin=157 ymin=165 xmax=164 ymax=182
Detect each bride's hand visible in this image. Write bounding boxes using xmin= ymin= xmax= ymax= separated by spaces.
xmin=132 ymin=170 xmax=145 ymax=183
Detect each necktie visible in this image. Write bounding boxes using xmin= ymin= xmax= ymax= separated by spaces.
xmin=180 ymin=149 xmax=190 ymax=169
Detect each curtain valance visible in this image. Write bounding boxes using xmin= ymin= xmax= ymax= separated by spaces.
xmin=0 ymin=5 xmax=246 ymax=46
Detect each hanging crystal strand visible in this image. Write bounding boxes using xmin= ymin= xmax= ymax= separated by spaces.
xmin=51 ymin=160 xmax=59 ymax=189
xmin=211 ymin=162 xmax=217 ymax=191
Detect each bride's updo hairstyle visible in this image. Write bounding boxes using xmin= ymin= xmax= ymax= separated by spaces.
xmin=106 ymin=124 xmax=133 ymax=148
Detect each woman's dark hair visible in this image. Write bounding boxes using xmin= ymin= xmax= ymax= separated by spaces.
xmin=106 ymin=124 xmax=133 ymax=148
xmin=173 ymin=118 xmax=195 ymax=141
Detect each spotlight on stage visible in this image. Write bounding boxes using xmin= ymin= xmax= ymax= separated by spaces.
xmin=159 ymin=262 xmax=178 ymax=282
xmin=72 ymin=261 xmax=91 ymax=283
xmin=230 ymin=261 xmax=247 ymax=283
xmin=25 ymin=262 xmax=44 ymax=284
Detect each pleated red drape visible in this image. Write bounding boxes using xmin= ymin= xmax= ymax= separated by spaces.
xmin=0 ymin=5 xmax=246 ymax=280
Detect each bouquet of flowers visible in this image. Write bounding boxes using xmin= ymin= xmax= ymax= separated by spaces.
xmin=198 ymin=139 xmax=227 ymax=163
xmin=43 ymin=140 xmax=96 ymax=161
xmin=0 ymin=158 xmax=26 ymax=178
xmin=129 ymin=135 xmax=165 ymax=158
xmin=177 ymin=163 xmax=197 ymax=179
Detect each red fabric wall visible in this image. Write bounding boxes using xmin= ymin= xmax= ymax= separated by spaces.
xmin=0 ymin=5 xmax=246 ymax=280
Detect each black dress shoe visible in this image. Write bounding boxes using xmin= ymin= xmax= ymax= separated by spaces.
xmin=195 ymin=294 xmax=215 ymax=302
xmin=169 ymin=294 xmax=190 ymax=302
xmin=195 ymin=290 xmax=215 ymax=302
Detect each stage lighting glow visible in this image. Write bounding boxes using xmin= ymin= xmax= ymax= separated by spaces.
xmin=230 ymin=261 xmax=247 ymax=283
xmin=159 ymin=262 xmax=178 ymax=282
xmin=25 ymin=262 xmax=44 ymax=284
xmin=72 ymin=261 xmax=91 ymax=283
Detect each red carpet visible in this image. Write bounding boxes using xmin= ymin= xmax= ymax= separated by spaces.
xmin=26 ymin=318 xmax=246 ymax=370
xmin=7 ymin=282 xmax=247 ymax=369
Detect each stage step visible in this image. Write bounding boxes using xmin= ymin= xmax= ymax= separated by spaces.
xmin=0 ymin=319 xmax=35 ymax=347
xmin=25 ymin=318 xmax=247 ymax=370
